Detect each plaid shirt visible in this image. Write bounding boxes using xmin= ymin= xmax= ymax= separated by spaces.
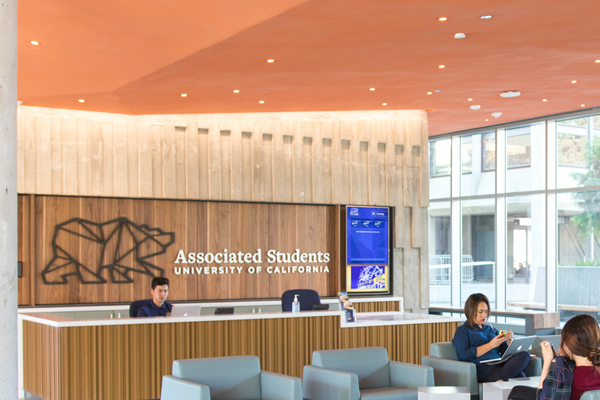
xmin=537 ymin=356 xmax=575 ymax=400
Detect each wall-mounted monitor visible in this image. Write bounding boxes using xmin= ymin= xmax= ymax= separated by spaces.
xmin=345 ymin=206 xmax=391 ymax=294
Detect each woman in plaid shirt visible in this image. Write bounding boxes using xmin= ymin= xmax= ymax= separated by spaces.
xmin=510 ymin=314 xmax=600 ymax=400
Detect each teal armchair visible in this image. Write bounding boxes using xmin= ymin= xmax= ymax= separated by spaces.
xmin=160 ymin=355 xmax=301 ymax=400
xmin=302 ymin=347 xmax=434 ymax=400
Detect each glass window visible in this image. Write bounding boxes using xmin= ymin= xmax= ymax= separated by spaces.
xmin=507 ymin=134 xmax=531 ymax=168
xmin=462 ymin=139 xmax=472 ymax=174
xmin=461 ymin=198 xmax=496 ymax=308
xmin=506 ymin=194 xmax=546 ymax=311
xmin=557 ymin=113 xmax=600 ymax=189
xmin=481 ymin=133 xmax=496 ymax=171
xmin=430 ymin=139 xmax=451 ymax=176
xmin=558 ymin=191 xmax=600 ymax=323
xmin=463 ymin=132 xmax=495 ymax=197
xmin=429 ymin=139 xmax=451 ymax=199
xmin=429 ymin=202 xmax=451 ymax=307
xmin=506 ymin=123 xmax=545 ymax=193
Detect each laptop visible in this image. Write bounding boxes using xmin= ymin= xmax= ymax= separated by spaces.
xmin=170 ymin=304 xmax=201 ymax=317
xmin=480 ymin=335 xmax=536 ymax=364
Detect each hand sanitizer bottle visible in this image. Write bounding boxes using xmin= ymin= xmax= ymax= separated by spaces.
xmin=292 ymin=294 xmax=300 ymax=313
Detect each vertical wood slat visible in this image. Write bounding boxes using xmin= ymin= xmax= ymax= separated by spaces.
xmin=162 ymin=123 xmax=177 ymax=198
xmin=23 ymin=316 xmax=459 ymax=400
xmin=29 ymin=194 xmax=36 ymax=306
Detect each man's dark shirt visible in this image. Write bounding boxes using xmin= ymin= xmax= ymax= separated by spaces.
xmin=137 ymin=300 xmax=172 ymax=317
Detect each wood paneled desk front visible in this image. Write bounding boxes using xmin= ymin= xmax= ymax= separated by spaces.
xmin=20 ymin=304 xmax=462 ymax=400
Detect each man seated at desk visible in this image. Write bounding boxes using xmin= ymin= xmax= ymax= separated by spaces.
xmin=137 ymin=277 xmax=172 ymax=317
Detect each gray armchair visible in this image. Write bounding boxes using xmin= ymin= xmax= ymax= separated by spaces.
xmin=302 ymin=347 xmax=434 ymax=400
xmin=160 ymin=355 xmax=302 ymax=400
xmin=422 ymin=342 xmax=541 ymax=400
xmin=581 ymin=391 xmax=600 ymax=400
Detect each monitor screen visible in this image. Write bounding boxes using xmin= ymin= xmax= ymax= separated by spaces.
xmin=345 ymin=206 xmax=390 ymax=293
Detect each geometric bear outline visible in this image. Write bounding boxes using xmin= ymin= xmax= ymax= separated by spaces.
xmin=41 ymin=217 xmax=175 ymax=284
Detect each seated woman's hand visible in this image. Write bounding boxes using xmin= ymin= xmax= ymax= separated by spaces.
xmin=540 ymin=341 xmax=555 ymax=368
xmin=489 ymin=333 xmax=508 ymax=349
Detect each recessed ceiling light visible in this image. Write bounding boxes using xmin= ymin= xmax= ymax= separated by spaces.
xmin=454 ymin=33 xmax=466 ymax=39
xmin=259 ymin=100 xmax=265 ymax=104
xmin=434 ymin=89 xmax=442 ymax=92
xmin=181 ymin=93 xmax=187 ymax=97
xmin=439 ymin=17 xmax=447 ymax=21
xmin=571 ymin=80 xmax=577 ymax=84
xmin=485 ymin=119 xmax=489 ymax=121
xmin=30 ymin=41 xmax=40 ymax=45
xmin=480 ymin=15 xmax=493 ymax=19
xmin=267 ymin=59 xmax=275 ymax=63
xmin=542 ymin=99 xmax=547 ymax=102
xmin=233 ymin=90 xmax=240 ymax=93
xmin=468 ymin=98 xmax=473 ymax=101
xmin=78 ymin=99 xmax=85 ymax=103
xmin=439 ymin=65 xmax=446 ymax=69
xmin=596 ymin=60 xmax=600 ymax=63
xmin=382 ymin=103 xmax=387 ymax=106
xmin=581 ymin=104 xmax=586 ymax=107
xmin=427 ymin=92 xmax=433 ymax=95
xmin=369 ymin=88 xmax=376 ymax=91
xmin=470 ymin=105 xmax=481 ymax=110
xmin=500 ymin=90 xmax=521 ymax=98
xmin=491 ymin=112 xmax=502 ymax=118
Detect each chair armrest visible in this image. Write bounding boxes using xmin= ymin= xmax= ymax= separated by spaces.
xmin=160 ymin=375 xmax=210 ymax=400
xmin=581 ymin=390 xmax=600 ymax=400
xmin=302 ymin=365 xmax=360 ymax=400
xmin=389 ymin=361 xmax=434 ymax=388
xmin=421 ymin=356 xmax=478 ymax=396
xmin=260 ymin=370 xmax=302 ymax=400
xmin=524 ymin=355 xmax=542 ymax=376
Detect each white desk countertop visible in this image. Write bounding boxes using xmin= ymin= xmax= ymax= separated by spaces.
xmin=19 ymin=309 xmax=463 ymax=328
xmin=341 ymin=312 xmax=464 ymax=328
xmin=17 ymin=296 xmax=404 ymax=313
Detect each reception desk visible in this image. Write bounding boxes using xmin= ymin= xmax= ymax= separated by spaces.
xmin=20 ymin=301 xmax=462 ymax=400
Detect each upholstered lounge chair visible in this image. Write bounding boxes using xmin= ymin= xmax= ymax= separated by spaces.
xmin=302 ymin=347 xmax=434 ymax=400
xmin=160 ymin=355 xmax=302 ymax=400
xmin=422 ymin=342 xmax=541 ymax=400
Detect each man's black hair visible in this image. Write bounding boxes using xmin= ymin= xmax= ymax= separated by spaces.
xmin=151 ymin=277 xmax=169 ymax=289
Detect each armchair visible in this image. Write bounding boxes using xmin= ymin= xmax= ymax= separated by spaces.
xmin=160 ymin=355 xmax=301 ymax=400
xmin=422 ymin=342 xmax=541 ymax=400
xmin=581 ymin=391 xmax=600 ymax=400
xmin=302 ymin=347 xmax=434 ymax=400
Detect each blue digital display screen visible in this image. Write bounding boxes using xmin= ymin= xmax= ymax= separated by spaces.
xmin=346 ymin=206 xmax=389 ymax=265
xmin=346 ymin=206 xmax=390 ymax=293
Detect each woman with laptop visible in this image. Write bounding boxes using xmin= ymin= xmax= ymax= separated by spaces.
xmin=452 ymin=293 xmax=532 ymax=382
xmin=509 ymin=313 xmax=600 ymax=400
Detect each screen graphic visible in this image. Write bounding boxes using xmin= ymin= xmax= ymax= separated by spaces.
xmin=346 ymin=207 xmax=390 ymax=293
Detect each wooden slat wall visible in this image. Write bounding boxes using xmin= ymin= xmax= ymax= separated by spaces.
xmin=24 ymin=195 xmax=337 ymax=304
xmin=22 ymin=320 xmax=61 ymax=400
xmin=18 ymin=195 xmax=30 ymax=305
xmin=353 ymin=300 xmax=400 ymax=313
xmin=23 ymin=318 xmax=460 ymax=400
xmin=17 ymin=106 xmax=430 ymax=311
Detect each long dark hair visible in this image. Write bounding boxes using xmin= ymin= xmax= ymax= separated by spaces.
xmin=561 ymin=314 xmax=600 ymax=369
xmin=464 ymin=293 xmax=491 ymax=328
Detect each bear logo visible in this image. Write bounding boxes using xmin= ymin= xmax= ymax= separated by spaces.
xmin=41 ymin=217 xmax=175 ymax=284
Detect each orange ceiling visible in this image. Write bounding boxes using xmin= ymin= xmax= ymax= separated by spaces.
xmin=18 ymin=0 xmax=600 ymax=136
